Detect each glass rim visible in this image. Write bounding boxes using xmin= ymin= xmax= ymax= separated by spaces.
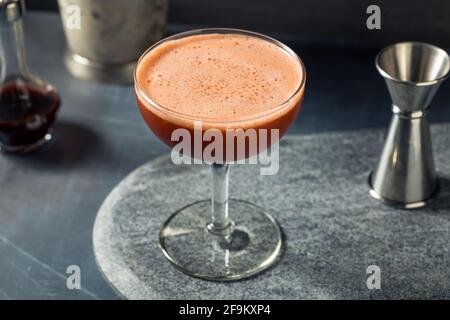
xmin=134 ymin=28 xmax=307 ymax=124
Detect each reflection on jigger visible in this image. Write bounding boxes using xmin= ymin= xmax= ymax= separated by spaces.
xmin=369 ymin=42 xmax=450 ymax=209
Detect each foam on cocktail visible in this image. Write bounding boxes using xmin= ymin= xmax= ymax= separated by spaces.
xmin=135 ymin=32 xmax=305 ymax=162
xmin=136 ymin=33 xmax=303 ymax=122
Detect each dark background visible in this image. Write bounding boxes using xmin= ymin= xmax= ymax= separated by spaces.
xmin=26 ymin=0 xmax=450 ymax=48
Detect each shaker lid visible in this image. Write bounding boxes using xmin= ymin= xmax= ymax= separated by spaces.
xmin=0 ymin=0 xmax=25 ymax=24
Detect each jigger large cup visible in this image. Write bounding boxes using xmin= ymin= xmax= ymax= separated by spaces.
xmin=369 ymin=42 xmax=450 ymax=209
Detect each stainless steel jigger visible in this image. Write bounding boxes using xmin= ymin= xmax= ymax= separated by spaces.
xmin=369 ymin=42 xmax=450 ymax=209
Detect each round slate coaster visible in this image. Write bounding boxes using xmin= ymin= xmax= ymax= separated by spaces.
xmin=93 ymin=127 xmax=450 ymax=299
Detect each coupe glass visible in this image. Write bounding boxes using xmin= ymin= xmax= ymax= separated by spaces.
xmin=134 ymin=28 xmax=306 ymax=280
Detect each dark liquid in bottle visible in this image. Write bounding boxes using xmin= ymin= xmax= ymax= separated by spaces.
xmin=0 ymin=82 xmax=60 ymax=149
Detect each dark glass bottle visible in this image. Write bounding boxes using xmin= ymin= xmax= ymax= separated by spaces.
xmin=0 ymin=0 xmax=60 ymax=153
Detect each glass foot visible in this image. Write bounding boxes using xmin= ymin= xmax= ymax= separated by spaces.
xmin=0 ymin=132 xmax=52 ymax=154
xmin=159 ymin=199 xmax=283 ymax=281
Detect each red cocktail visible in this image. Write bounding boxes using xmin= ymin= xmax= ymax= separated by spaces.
xmin=134 ymin=29 xmax=306 ymax=280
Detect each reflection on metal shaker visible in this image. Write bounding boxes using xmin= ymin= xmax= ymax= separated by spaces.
xmin=58 ymin=0 xmax=168 ymax=84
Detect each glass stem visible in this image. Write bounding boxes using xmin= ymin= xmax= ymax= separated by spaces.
xmin=208 ymin=163 xmax=233 ymax=236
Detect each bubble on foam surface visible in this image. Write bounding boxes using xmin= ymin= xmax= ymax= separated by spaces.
xmin=136 ymin=33 xmax=303 ymax=119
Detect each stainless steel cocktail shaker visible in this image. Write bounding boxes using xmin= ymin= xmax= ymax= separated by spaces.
xmin=58 ymin=0 xmax=168 ymax=84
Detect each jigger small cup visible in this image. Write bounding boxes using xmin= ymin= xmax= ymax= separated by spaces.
xmin=369 ymin=42 xmax=450 ymax=209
